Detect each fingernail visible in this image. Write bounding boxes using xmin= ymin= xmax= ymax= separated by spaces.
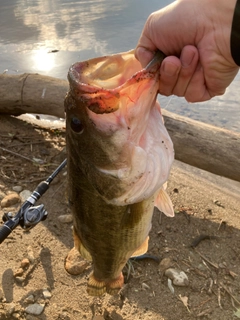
xmin=162 ymin=62 xmax=179 ymax=76
xmin=182 ymin=50 xmax=195 ymax=67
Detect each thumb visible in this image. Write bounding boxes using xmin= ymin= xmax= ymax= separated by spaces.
xmin=135 ymin=4 xmax=175 ymax=67
xmin=135 ymin=46 xmax=156 ymax=68
xmin=135 ymin=19 xmax=159 ymax=67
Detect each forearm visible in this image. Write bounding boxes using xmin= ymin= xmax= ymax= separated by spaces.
xmin=231 ymin=0 xmax=240 ymax=65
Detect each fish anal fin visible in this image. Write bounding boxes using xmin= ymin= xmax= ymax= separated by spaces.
xmin=131 ymin=236 xmax=149 ymax=258
xmin=155 ymin=188 xmax=174 ymax=217
xmin=64 ymin=247 xmax=90 ymax=275
xmin=64 ymin=228 xmax=92 ymax=276
xmin=73 ymin=228 xmax=92 ymax=261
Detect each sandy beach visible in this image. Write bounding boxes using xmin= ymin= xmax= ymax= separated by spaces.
xmin=0 ymin=114 xmax=239 ymax=320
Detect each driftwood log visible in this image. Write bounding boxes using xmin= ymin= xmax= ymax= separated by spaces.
xmin=0 ymin=73 xmax=239 ymax=182
xmin=0 ymin=73 xmax=68 ymax=118
xmin=162 ymin=109 xmax=239 ymax=182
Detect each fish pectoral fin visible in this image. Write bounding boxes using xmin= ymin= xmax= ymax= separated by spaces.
xmin=73 ymin=228 xmax=92 ymax=261
xmin=155 ymin=188 xmax=174 ymax=217
xmin=131 ymin=236 xmax=149 ymax=258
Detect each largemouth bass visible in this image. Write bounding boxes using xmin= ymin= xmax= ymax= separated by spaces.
xmin=64 ymin=50 xmax=174 ymax=296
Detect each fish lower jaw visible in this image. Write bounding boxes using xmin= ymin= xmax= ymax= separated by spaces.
xmin=87 ymin=272 xmax=124 ymax=296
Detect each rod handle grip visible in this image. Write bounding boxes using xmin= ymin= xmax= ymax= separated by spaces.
xmin=0 ymin=225 xmax=12 ymax=244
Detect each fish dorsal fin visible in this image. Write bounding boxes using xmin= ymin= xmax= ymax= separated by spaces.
xmin=131 ymin=236 xmax=149 ymax=257
xmin=155 ymin=188 xmax=174 ymax=217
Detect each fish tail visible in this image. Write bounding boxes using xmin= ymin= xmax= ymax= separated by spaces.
xmin=87 ymin=272 xmax=124 ymax=296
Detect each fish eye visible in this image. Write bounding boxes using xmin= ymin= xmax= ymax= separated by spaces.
xmin=70 ymin=117 xmax=84 ymax=133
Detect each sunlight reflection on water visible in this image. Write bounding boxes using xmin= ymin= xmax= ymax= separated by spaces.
xmin=0 ymin=0 xmax=239 ymax=131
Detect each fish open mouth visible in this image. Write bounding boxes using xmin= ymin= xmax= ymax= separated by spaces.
xmin=68 ymin=49 xmax=142 ymax=91
xmin=67 ymin=50 xmax=161 ymax=115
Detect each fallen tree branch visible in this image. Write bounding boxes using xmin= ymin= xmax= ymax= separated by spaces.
xmin=0 ymin=73 xmax=67 ymax=118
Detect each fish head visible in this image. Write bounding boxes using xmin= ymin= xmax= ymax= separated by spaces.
xmin=65 ymin=50 xmax=174 ymax=204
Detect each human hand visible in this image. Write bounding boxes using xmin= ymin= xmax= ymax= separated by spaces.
xmin=135 ymin=0 xmax=239 ymax=102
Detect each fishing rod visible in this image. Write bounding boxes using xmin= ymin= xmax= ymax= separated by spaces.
xmin=0 ymin=158 xmax=67 ymax=244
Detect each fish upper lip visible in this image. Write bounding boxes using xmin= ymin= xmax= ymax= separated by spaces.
xmin=68 ymin=66 xmax=157 ymax=95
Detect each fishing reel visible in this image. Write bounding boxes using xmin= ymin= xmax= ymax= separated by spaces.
xmin=0 ymin=159 xmax=67 ymax=244
xmin=3 ymin=203 xmax=48 ymax=231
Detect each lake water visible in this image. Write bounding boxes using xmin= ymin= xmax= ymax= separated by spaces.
xmin=0 ymin=0 xmax=239 ymax=132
